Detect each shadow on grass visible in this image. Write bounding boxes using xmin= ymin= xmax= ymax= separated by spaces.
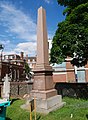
xmin=86 ymin=114 xmax=88 ymax=119
xmin=6 ymin=116 xmax=41 ymax=120
xmin=37 ymin=116 xmax=41 ymax=120
xmin=6 ymin=117 xmax=12 ymax=120
xmin=10 ymin=98 xmax=20 ymax=104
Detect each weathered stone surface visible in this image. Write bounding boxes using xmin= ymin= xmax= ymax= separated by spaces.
xmin=30 ymin=6 xmax=65 ymax=114
xmin=31 ymin=89 xmax=57 ymax=99
xmin=36 ymin=95 xmax=65 ymax=114
xmin=31 ymin=6 xmax=57 ymax=99
xmin=10 ymin=82 xmax=33 ymax=97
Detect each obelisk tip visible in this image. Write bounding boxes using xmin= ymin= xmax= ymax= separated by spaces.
xmin=40 ymin=6 xmax=43 ymax=9
xmin=38 ymin=6 xmax=44 ymax=11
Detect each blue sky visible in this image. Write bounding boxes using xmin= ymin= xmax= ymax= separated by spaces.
xmin=0 ymin=0 xmax=65 ymax=56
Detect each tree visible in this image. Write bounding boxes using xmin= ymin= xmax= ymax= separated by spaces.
xmin=24 ymin=62 xmax=32 ymax=80
xmin=57 ymin=0 xmax=88 ymax=7
xmin=50 ymin=2 xmax=88 ymax=67
xmin=57 ymin=0 xmax=88 ymax=15
xmin=25 ymin=62 xmax=30 ymax=74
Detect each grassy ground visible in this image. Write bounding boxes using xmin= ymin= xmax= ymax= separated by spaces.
xmin=6 ymin=97 xmax=88 ymax=120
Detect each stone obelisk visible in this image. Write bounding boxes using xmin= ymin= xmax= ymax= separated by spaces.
xmin=31 ymin=6 xmax=65 ymax=114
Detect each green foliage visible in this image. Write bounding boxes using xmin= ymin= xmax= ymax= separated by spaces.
xmin=6 ymin=97 xmax=88 ymax=120
xmin=50 ymin=2 xmax=88 ymax=66
xmin=58 ymin=0 xmax=88 ymax=16
xmin=24 ymin=62 xmax=31 ymax=74
xmin=57 ymin=0 xmax=88 ymax=8
xmin=6 ymin=99 xmax=29 ymax=120
xmin=24 ymin=62 xmax=32 ymax=79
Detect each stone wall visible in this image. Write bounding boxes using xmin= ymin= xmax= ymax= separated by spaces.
xmin=55 ymin=82 xmax=88 ymax=99
xmin=10 ymin=81 xmax=33 ymax=97
xmin=0 ymin=81 xmax=33 ymax=98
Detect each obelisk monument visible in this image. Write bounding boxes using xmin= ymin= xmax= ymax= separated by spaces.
xmin=31 ymin=6 xmax=65 ymax=114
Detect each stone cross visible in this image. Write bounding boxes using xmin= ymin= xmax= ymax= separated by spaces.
xmin=2 ymin=74 xmax=11 ymax=100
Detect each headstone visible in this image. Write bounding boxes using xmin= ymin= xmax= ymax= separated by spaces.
xmin=2 ymin=74 xmax=11 ymax=100
xmin=30 ymin=7 xmax=65 ymax=114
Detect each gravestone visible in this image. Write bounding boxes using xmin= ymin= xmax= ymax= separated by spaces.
xmin=2 ymin=74 xmax=11 ymax=100
xmin=30 ymin=7 xmax=65 ymax=114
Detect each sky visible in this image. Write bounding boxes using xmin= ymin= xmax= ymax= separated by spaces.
xmin=0 ymin=0 xmax=65 ymax=57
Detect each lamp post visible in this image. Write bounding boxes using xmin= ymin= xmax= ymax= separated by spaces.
xmin=0 ymin=44 xmax=4 ymax=61
xmin=0 ymin=44 xmax=4 ymax=81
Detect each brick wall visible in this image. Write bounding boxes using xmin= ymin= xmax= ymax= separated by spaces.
xmin=66 ymin=70 xmax=75 ymax=82
xmin=85 ymin=62 xmax=88 ymax=82
xmin=53 ymin=59 xmax=88 ymax=83
xmin=53 ymin=73 xmax=66 ymax=82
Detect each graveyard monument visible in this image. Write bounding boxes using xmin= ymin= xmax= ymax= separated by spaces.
xmin=2 ymin=74 xmax=11 ymax=100
xmin=30 ymin=6 xmax=65 ymax=114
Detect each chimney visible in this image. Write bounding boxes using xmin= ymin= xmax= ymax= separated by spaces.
xmin=26 ymin=54 xmax=28 ymax=62
xmin=20 ymin=52 xmax=24 ymax=60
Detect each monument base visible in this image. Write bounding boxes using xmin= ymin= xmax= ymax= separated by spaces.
xmin=36 ymin=95 xmax=65 ymax=114
xmin=21 ymin=95 xmax=65 ymax=114
xmin=30 ymin=89 xmax=57 ymax=99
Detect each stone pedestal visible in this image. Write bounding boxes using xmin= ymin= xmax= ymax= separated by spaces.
xmin=36 ymin=95 xmax=64 ymax=114
xmin=30 ymin=69 xmax=65 ymax=113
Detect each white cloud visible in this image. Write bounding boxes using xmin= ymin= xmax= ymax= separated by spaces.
xmin=3 ymin=51 xmax=15 ymax=55
xmin=0 ymin=2 xmax=37 ymax=41
xmin=2 ymin=41 xmax=37 ymax=57
xmin=0 ymin=39 xmax=10 ymax=45
xmin=44 ymin=0 xmax=51 ymax=4
xmin=0 ymin=34 xmax=6 ymax=37
xmin=0 ymin=39 xmax=16 ymax=55
xmin=0 ymin=1 xmax=53 ymax=57
xmin=0 ymin=2 xmax=37 ymax=56
xmin=14 ymin=42 xmax=37 ymax=56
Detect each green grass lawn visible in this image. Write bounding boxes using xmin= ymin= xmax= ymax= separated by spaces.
xmin=6 ymin=97 xmax=88 ymax=120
